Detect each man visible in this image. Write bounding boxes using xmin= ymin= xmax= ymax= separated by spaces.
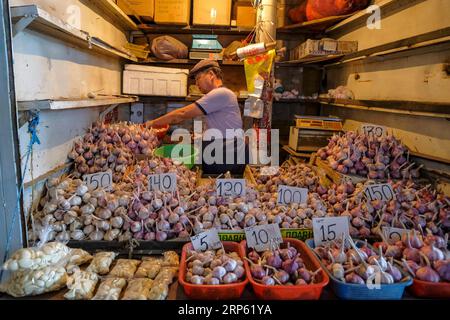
xmin=146 ymin=60 xmax=246 ymax=174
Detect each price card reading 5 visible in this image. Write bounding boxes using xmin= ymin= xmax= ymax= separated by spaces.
xmin=364 ymin=183 xmax=395 ymax=202
xmin=148 ymin=173 xmax=177 ymax=192
xmin=83 ymin=171 xmax=112 ymax=191
xmin=190 ymin=229 xmax=222 ymax=252
xmin=216 ymin=179 xmax=246 ymax=197
xmin=245 ymin=224 xmax=282 ymax=252
xmin=313 ymin=217 xmax=349 ymax=247
xmin=277 ymin=185 xmax=308 ymax=205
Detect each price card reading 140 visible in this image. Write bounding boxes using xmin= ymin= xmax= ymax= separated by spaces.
xmin=148 ymin=173 xmax=177 ymax=192
xmin=313 ymin=217 xmax=349 ymax=247
xmin=277 ymin=185 xmax=308 ymax=205
xmin=361 ymin=123 xmax=387 ymax=138
xmin=245 ymin=224 xmax=282 ymax=252
xmin=83 ymin=171 xmax=113 ymax=192
xmin=216 ymin=179 xmax=246 ymax=197
xmin=382 ymin=227 xmax=409 ymax=244
xmin=190 ymin=229 xmax=222 ymax=252
xmin=364 ymin=183 xmax=395 ymax=202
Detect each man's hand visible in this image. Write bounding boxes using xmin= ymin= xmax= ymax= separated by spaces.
xmin=146 ymin=120 xmax=155 ymax=128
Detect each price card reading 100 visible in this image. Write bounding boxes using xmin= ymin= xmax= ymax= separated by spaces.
xmin=312 ymin=217 xmax=350 ymax=247
xmin=364 ymin=183 xmax=395 ymax=202
xmin=361 ymin=123 xmax=387 ymax=138
xmin=148 ymin=173 xmax=177 ymax=192
xmin=83 ymin=171 xmax=113 ymax=192
xmin=190 ymin=229 xmax=222 ymax=252
xmin=245 ymin=224 xmax=282 ymax=252
xmin=216 ymin=179 xmax=246 ymax=197
xmin=277 ymin=185 xmax=308 ymax=205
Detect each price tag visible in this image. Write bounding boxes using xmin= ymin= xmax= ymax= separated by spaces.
xmin=364 ymin=183 xmax=395 ymax=201
xmin=361 ymin=123 xmax=387 ymax=138
xmin=277 ymin=185 xmax=308 ymax=205
xmin=190 ymin=229 xmax=222 ymax=252
xmin=216 ymin=179 xmax=246 ymax=197
xmin=83 ymin=171 xmax=112 ymax=191
xmin=148 ymin=173 xmax=177 ymax=192
xmin=313 ymin=217 xmax=349 ymax=247
xmin=244 ymin=224 xmax=282 ymax=252
xmin=382 ymin=227 xmax=409 ymax=244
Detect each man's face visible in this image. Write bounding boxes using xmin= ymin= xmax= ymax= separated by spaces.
xmin=195 ymin=70 xmax=214 ymax=94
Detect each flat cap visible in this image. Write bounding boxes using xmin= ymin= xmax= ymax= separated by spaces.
xmin=189 ymin=60 xmax=220 ymax=79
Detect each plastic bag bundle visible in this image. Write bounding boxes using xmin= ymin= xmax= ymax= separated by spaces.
xmin=150 ymin=36 xmax=188 ymax=60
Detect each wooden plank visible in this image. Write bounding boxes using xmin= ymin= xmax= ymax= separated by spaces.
xmin=138 ymin=24 xmax=254 ymax=35
xmin=277 ymin=14 xmax=354 ymax=33
xmin=315 ymin=157 xmax=367 ymax=185
xmin=93 ymin=0 xmax=139 ymax=31
xmin=140 ymin=58 xmax=244 ymax=66
xmin=23 ymin=162 xmax=72 ymax=189
xmin=18 ymin=96 xmax=138 ymax=111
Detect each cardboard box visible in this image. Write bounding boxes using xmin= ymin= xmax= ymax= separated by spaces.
xmin=290 ymin=39 xmax=358 ymax=61
xmin=154 ymin=0 xmax=190 ymax=25
xmin=236 ymin=4 xmax=256 ymax=28
xmin=193 ymin=0 xmax=231 ymax=26
xmin=116 ymin=0 xmax=154 ymax=21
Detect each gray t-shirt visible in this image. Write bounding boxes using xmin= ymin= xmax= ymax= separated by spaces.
xmin=195 ymin=87 xmax=243 ymax=139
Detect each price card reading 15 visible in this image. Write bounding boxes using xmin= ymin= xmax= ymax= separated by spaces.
xmin=277 ymin=185 xmax=308 ymax=205
xmin=216 ymin=179 xmax=246 ymax=197
xmin=148 ymin=173 xmax=177 ymax=192
xmin=190 ymin=229 xmax=222 ymax=252
xmin=245 ymin=224 xmax=282 ymax=252
xmin=312 ymin=217 xmax=349 ymax=247
xmin=83 ymin=171 xmax=113 ymax=192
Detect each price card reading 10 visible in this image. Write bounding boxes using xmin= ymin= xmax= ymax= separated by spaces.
xmin=83 ymin=171 xmax=113 ymax=192
xmin=216 ymin=179 xmax=246 ymax=197
xmin=312 ymin=217 xmax=350 ymax=247
xmin=245 ymin=224 xmax=282 ymax=252
xmin=148 ymin=173 xmax=177 ymax=192
xmin=190 ymin=229 xmax=222 ymax=252
xmin=277 ymin=185 xmax=308 ymax=205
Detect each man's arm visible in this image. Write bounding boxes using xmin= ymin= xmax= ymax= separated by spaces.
xmin=146 ymin=103 xmax=204 ymax=127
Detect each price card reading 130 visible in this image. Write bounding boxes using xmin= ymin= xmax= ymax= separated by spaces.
xmin=277 ymin=185 xmax=308 ymax=205
xmin=216 ymin=179 xmax=246 ymax=197
xmin=83 ymin=171 xmax=113 ymax=192
xmin=361 ymin=123 xmax=387 ymax=138
xmin=190 ymin=229 xmax=222 ymax=252
xmin=245 ymin=224 xmax=282 ymax=252
xmin=148 ymin=173 xmax=177 ymax=192
xmin=313 ymin=217 xmax=349 ymax=247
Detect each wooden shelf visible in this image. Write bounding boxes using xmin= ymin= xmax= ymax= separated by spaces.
xmin=139 ymin=58 xmax=243 ymax=66
xmin=276 ymin=54 xmax=344 ymax=66
xmin=11 ymin=5 xmax=138 ymax=61
xmin=137 ymin=24 xmax=254 ymax=35
xmin=18 ymin=96 xmax=138 ymax=111
xmin=274 ymin=98 xmax=320 ymax=104
xmin=319 ymin=98 xmax=450 ymax=119
xmin=277 ymin=14 xmax=354 ymax=34
xmin=138 ymin=95 xmax=247 ymax=102
xmin=92 ymin=0 xmax=138 ymax=31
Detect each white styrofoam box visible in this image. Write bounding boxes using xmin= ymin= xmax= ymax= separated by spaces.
xmin=123 ymin=64 xmax=189 ymax=97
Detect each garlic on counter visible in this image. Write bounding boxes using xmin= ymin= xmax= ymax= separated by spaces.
xmin=64 ymin=270 xmax=99 ymax=300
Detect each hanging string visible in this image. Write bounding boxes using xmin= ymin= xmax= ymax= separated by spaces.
xmin=0 ymin=111 xmax=41 ymax=282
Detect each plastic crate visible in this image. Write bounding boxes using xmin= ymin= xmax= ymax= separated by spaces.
xmin=240 ymin=238 xmax=329 ymax=300
xmin=408 ymin=279 xmax=450 ymax=298
xmin=178 ymin=242 xmax=248 ymax=300
xmin=154 ymin=144 xmax=199 ymax=169
xmin=305 ymin=239 xmax=412 ymax=300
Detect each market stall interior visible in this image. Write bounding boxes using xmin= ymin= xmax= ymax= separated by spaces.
xmin=0 ymin=0 xmax=449 ymax=300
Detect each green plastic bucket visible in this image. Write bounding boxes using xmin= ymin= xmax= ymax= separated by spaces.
xmin=154 ymin=144 xmax=199 ymax=169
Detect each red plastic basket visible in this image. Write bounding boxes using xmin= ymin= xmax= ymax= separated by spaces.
xmin=240 ymin=238 xmax=329 ymax=300
xmin=178 ymin=242 xmax=249 ymax=300
xmin=408 ymin=279 xmax=450 ymax=298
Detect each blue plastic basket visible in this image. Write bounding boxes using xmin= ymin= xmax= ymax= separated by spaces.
xmin=305 ymin=239 xmax=413 ymax=300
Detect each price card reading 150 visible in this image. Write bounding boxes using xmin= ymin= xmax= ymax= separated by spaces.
xmin=313 ymin=217 xmax=349 ymax=247
xmin=364 ymin=183 xmax=395 ymax=202
xmin=245 ymin=224 xmax=282 ymax=252
xmin=191 ymin=229 xmax=222 ymax=252
xmin=216 ymin=179 xmax=246 ymax=197
xmin=83 ymin=171 xmax=113 ymax=192
xmin=148 ymin=173 xmax=177 ymax=192
xmin=277 ymin=185 xmax=308 ymax=205
xmin=361 ymin=123 xmax=387 ymax=138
